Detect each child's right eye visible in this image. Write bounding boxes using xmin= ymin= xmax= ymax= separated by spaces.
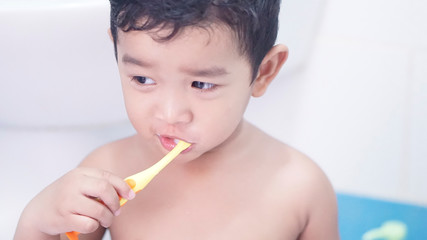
xmin=132 ymin=76 xmax=155 ymax=85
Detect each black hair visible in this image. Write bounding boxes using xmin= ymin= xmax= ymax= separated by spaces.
xmin=109 ymin=0 xmax=281 ymax=82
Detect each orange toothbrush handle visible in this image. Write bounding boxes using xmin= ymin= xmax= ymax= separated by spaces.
xmin=65 ymin=231 xmax=79 ymax=240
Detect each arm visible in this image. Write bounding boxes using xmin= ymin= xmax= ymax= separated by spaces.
xmin=297 ymin=164 xmax=340 ymax=240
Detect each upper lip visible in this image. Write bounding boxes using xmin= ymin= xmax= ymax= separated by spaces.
xmin=157 ymin=134 xmax=193 ymax=144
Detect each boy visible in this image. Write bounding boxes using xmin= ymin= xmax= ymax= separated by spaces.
xmin=15 ymin=0 xmax=339 ymax=239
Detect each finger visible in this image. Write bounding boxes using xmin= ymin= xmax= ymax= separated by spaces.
xmin=81 ymin=168 xmax=135 ymax=200
xmin=66 ymin=213 xmax=99 ymax=234
xmin=79 ymin=176 xmax=121 ymax=215
xmin=99 ymin=170 xmax=136 ymax=201
xmin=73 ymin=196 xmax=115 ymax=228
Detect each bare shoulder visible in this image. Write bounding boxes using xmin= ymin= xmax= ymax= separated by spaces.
xmin=276 ymin=142 xmax=335 ymax=202
xmin=79 ymin=135 xmax=139 ymax=177
xmin=251 ymin=127 xmax=339 ymax=239
xmin=281 ymin=146 xmax=340 ymax=239
xmin=278 ymin=145 xmax=339 ymax=239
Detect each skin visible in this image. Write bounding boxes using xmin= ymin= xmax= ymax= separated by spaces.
xmin=14 ymin=24 xmax=339 ymax=240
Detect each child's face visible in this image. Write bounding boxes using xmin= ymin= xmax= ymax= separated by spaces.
xmin=115 ymin=25 xmax=254 ymax=160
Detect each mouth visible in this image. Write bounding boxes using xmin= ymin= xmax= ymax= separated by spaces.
xmin=157 ymin=134 xmax=193 ymax=153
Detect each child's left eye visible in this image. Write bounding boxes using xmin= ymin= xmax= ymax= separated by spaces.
xmin=132 ymin=76 xmax=155 ymax=85
xmin=191 ymin=81 xmax=216 ymax=90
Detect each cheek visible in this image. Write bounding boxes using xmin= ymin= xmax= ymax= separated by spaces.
xmin=197 ymin=94 xmax=250 ymax=139
xmin=121 ymin=87 xmax=151 ymax=133
xmin=123 ymin=97 xmax=143 ymax=131
xmin=122 ymin=85 xmax=136 ymax=117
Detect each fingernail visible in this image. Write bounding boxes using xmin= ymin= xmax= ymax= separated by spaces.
xmin=128 ymin=190 xmax=135 ymax=200
xmin=115 ymin=209 xmax=121 ymax=216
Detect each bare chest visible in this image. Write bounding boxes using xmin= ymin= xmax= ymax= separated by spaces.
xmin=109 ymin=181 xmax=302 ymax=240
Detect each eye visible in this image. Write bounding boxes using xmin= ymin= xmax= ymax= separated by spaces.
xmin=132 ymin=76 xmax=155 ymax=85
xmin=191 ymin=81 xmax=217 ymax=90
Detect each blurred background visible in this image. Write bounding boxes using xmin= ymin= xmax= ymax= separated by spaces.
xmin=1 ymin=0 xmax=426 ymax=239
xmin=252 ymin=0 xmax=427 ymax=207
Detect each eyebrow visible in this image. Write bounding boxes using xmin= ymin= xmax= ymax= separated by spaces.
xmin=122 ymin=54 xmax=152 ymax=68
xmin=182 ymin=66 xmax=229 ymax=78
xmin=121 ymin=53 xmax=229 ymax=78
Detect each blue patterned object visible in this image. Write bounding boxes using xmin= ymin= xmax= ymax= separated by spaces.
xmin=337 ymin=193 xmax=427 ymax=240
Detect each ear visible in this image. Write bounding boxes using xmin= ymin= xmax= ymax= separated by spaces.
xmin=107 ymin=28 xmax=114 ymax=42
xmin=251 ymin=44 xmax=289 ymax=97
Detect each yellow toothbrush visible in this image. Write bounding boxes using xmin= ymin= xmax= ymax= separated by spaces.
xmin=66 ymin=140 xmax=191 ymax=240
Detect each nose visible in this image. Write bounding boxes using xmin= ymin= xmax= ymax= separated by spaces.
xmin=154 ymin=89 xmax=193 ymax=125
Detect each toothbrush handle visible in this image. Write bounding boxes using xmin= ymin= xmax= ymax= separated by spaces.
xmin=65 ymin=231 xmax=79 ymax=240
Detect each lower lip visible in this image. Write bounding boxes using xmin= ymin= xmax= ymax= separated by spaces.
xmin=159 ymin=136 xmax=192 ymax=153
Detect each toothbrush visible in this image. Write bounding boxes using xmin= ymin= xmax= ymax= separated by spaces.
xmin=65 ymin=140 xmax=191 ymax=240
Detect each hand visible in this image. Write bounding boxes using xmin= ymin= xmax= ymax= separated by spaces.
xmin=15 ymin=167 xmax=135 ymax=239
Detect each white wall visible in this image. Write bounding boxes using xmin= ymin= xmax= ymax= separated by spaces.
xmin=246 ymin=0 xmax=427 ymax=206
